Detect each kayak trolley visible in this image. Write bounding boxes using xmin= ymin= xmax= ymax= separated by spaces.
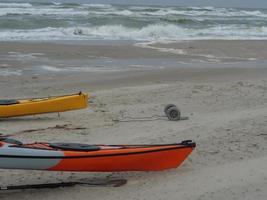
xmin=164 ymin=104 xmax=181 ymax=121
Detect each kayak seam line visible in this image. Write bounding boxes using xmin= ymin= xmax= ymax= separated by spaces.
xmin=0 ymin=145 xmax=195 ymax=159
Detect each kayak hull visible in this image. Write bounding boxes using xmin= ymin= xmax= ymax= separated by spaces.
xmin=0 ymin=93 xmax=88 ymax=118
xmin=0 ymin=140 xmax=195 ymax=172
xmin=50 ymin=146 xmax=193 ymax=172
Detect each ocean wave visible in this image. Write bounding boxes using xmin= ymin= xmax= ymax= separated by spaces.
xmin=74 ymin=24 xmax=267 ymax=40
xmin=160 ymin=17 xmax=201 ymax=24
xmin=0 ymin=7 xmax=88 ymax=17
xmin=128 ymin=6 xmax=161 ymax=12
xmin=73 ymin=24 xmax=187 ymax=41
xmin=1 ymin=24 xmax=267 ymax=41
xmin=140 ymin=9 xmax=184 ymax=16
xmin=87 ymin=10 xmax=134 ymax=16
xmin=0 ymin=3 xmax=266 ymax=18
xmin=194 ymin=25 xmax=267 ymax=39
xmin=0 ymin=3 xmax=32 ymax=8
xmin=0 ymin=27 xmax=78 ymax=40
xmin=132 ymin=7 xmax=267 ymax=18
xmin=82 ymin=4 xmax=113 ymax=8
xmin=0 ymin=69 xmax=22 ymax=76
xmin=0 ymin=3 xmax=115 ymax=17
xmin=148 ymin=8 xmax=267 ymax=17
xmin=49 ymin=2 xmax=113 ymax=9
xmin=187 ymin=6 xmax=216 ymax=11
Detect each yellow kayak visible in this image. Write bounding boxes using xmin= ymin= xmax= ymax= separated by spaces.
xmin=0 ymin=92 xmax=88 ymax=118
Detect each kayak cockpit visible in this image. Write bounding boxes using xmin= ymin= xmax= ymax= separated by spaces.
xmin=49 ymin=143 xmax=100 ymax=151
xmin=0 ymin=138 xmax=122 ymax=152
xmin=0 ymin=137 xmax=22 ymax=145
xmin=0 ymin=99 xmax=19 ymax=105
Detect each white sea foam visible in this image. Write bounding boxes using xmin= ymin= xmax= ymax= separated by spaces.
xmin=0 ymin=69 xmax=22 ymax=76
xmin=0 ymin=27 xmax=79 ymax=40
xmin=128 ymin=6 xmax=161 ymax=11
xmin=87 ymin=10 xmax=134 ymax=16
xmin=74 ymin=24 xmax=189 ymax=41
xmin=143 ymin=8 xmax=267 ymax=17
xmin=136 ymin=41 xmax=259 ymax=62
xmin=73 ymin=24 xmax=267 ymax=41
xmin=66 ymin=66 xmax=121 ymax=72
xmin=0 ymin=3 xmax=32 ymax=8
xmin=6 ymin=52 xmax=42 ymax=60
xmin=129 ymin=65 xmax=165 ymax=70
xmin=39 ymin=65 xmax=119 ymax=72
xmin=1 ymin=24 xmax=267 ymax=41
xmin=38 ymin=64 xmax=163 ymax=73
xmin=51 ymin=1 xmax=61 ymax=6
xmin=82 ymin=4 xmax=113 ymax=8
xmin=0 ymin=7 xmax=88 ymax=17
xmin=39 ymin=65 xmax=65 ymax=72
xmin=0 ymin=3 xmax=266 ymax=18
xmin=135 ymin=41 xmax=186 ymax=55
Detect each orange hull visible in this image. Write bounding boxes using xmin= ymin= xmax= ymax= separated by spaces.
xmin=51 ymin=145 xmax=194 ymax=171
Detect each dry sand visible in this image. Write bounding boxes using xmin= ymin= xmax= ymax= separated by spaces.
xmin=0 ymin=40 xmax=267 ymax=200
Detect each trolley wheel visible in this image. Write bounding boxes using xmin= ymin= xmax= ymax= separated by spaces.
xmin=164 ymin=104 xmax=177 ymax=115
xmin=166 ymin=107 xmax=181 ymax=121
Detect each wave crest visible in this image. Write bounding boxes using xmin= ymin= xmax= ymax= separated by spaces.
xmin=74 ymin=24 xmax=187 ymax=41
xmin=1 ymin=3 xmax=267 ymax=41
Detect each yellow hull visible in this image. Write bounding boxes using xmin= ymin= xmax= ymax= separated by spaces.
xmin=0 ymin=92 xmax=88 ymax=118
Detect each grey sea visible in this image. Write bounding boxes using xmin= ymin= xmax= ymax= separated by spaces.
xmin=1 ymin=1 xmax=267 ymax=41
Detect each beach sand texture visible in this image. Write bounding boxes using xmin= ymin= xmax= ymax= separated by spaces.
xmin=0 ymin=40 xmax=267 ymax=199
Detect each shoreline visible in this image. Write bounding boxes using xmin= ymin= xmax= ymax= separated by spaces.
xmin=1 ymin=39 xmax=267 ymax=59
xmin=1 ymin=40 xmax=267 ymax=82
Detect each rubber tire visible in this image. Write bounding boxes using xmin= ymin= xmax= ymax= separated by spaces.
xmin=166 ymin=107 xmax=181 ymax=121
xmin=164 ymin=104 xmax=177 ymax=115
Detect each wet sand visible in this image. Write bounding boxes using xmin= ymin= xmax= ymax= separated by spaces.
xmin=0 ymin=40 xmax=267 ymax=200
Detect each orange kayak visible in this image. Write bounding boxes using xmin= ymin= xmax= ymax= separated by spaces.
xmin=0 ymin=138 xmax=195 ymax=172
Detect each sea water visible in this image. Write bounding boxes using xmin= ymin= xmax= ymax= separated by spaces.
xmin=0 ymin=1 xmax=267 ymax=41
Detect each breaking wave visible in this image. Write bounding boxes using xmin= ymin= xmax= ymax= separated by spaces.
xmin=0 ymin=2 xmax=267 ymax=41
xmin=1 ymin=24 xmax=267 ymax=41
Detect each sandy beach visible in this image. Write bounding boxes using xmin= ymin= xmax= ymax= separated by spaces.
xmin=1 ymin=40 xmax=267 ymax=200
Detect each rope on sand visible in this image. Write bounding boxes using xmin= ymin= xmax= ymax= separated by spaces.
xmin=113 ymin=104 xmax=189 ymax=123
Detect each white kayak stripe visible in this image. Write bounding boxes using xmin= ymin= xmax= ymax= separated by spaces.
xmin=0 ymin=144 xmax=63 ymax=170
